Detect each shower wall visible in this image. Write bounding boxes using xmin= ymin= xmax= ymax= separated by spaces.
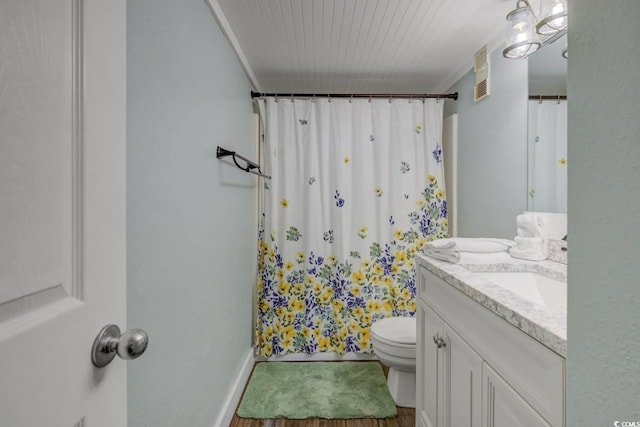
xmin=127 ymin=0 xmax=256 ymax=425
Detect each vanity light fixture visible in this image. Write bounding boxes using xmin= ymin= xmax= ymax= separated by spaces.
xmin=503 ymin=0 xmax=541 ymax=59
xmin=503 ymin=0 xmax=568 ymax=60
xmin=536 ymin=0 xmax=568 ymax=36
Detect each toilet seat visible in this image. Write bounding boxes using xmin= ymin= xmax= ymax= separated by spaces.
xmin=371 ymin=317 xmax=416 ymax=347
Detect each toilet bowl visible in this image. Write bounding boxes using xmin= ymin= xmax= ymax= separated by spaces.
xmin=370 ymin=316 xmax=416 ymax=408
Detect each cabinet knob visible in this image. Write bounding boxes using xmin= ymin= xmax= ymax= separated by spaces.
xmin=433 ymin=334 xmax=447 ymax=349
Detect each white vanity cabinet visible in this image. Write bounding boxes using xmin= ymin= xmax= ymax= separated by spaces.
xmin=418 ymin=302 xmax=483 ymax=427
xmin=416 ymin=265 xmax=565 ymax=427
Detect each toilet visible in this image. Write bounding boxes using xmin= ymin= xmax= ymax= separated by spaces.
xmin=370 ymin=316 xmax=416 ymax=408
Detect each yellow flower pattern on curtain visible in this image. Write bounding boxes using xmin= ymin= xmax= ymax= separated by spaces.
xmin=256 ymin=98 xmax=447 ymax=357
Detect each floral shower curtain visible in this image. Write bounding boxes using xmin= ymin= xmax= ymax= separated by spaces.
xmin=255 ymin=97 xmax=448 ymax=357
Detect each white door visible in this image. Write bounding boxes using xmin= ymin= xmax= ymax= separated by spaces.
xmin=0 ymin=0 xmax=127 ymax=426
xmin=483 ymin=363 xmax=552 ymax=427
xmin=445 ymin=324 xmax=482 ymax=427
xmin=442 ymin=114 xmax=457 ymax=237
xmin=416 ymin=301 xmax=444 ymax=427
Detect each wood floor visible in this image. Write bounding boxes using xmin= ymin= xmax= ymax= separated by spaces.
xmin=229 ymin=362 xmax=415 ymax=427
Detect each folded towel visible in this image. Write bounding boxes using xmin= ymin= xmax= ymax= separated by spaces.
xmin=424 ymin=249 xmax=514 ymax=264
xmin=509 ymin=241 xmax=547 ymax=261
xmin=513 ymin=236 xmax=544 ymax=249
xmin=515 ymin=214 xmax=546 ymax=238
xmin=425 ymin=237 xmax=516 ymax=253
xmin=509 ymin=214 xmax=548 ymax=261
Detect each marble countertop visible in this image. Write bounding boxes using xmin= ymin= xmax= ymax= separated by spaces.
xmin=416 ymin=254 xmax=567 ymax=357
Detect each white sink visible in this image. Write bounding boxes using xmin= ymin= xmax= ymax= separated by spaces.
xmin=475 ymin=272 xmax=566 ymax=312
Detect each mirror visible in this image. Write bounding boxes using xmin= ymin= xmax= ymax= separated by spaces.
xmin=527 ymin=34 xmax=568 ymax=213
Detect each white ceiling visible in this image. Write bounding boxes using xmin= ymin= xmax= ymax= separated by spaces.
xmin=207 ymin=0 xmax=516 ymax=94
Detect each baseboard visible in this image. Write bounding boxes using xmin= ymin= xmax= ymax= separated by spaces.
xmin=213 ymin=347 xmax=255 ymax=427
xmin=257 ymin=352 xmax=378 ymax=362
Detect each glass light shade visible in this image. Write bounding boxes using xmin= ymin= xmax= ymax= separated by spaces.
xmin=503 ymin=1 xmax=541 ymax=59
xmin=536 ymin=0 xmax=568 ymax=35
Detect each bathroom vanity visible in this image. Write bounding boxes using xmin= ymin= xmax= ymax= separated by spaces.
xmin=415 ymin=254 xmax=567 ymax=427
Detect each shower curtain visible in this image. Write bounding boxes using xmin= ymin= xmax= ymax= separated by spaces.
xmin=527 ymin=100 xmax=568 ymax=213
xmin=255 ymin=97 xmax=447 ymax=357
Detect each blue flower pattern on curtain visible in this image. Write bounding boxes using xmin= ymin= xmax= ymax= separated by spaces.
xmin=256 ymin=98 xmax=448 ymax=357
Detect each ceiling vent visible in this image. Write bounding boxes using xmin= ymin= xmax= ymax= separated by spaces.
xmin=474 ymin=45 xmax=490 ymax=102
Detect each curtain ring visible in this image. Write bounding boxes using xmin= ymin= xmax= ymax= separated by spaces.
xmin=311 ymin=94 xmax=316 ymax=103
xmin=408 ymin=94 xmax=412 ymax=104
xmin=557 ymin=95 xmax=561 ymax=104
xmin=327 ymin=93 xmax=331 ymax=103
xmin=369 ymin=94 xmax=372 ymax=103
xmin=290 ymin=94 xmax=294 ymax=103
xmin=349 ymin=94 xmax=353 ymax=103
xmin=388 ymin=94 xmax=393 ymax=104
xmin=275 ymin=93 xmax=279 ymax=103
xmin=436 ymin=95 xmax=440 ymax=104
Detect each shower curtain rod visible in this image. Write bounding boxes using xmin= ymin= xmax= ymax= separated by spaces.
xmin=529 ymin=95 xmax=567 ymax=100
xmin=251 ymin=90 xmax=458 ymax=100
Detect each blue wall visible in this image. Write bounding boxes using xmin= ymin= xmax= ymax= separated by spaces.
xmin=127 ymin=0 xmax=256 ymax=425
xmin=568 ymin=0 xmax=640 ymax=423
xmin=444 ymin=48 xmax=528 ymax=238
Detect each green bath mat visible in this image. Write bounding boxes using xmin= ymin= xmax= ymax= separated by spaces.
xmin=237 ymin=361 xmax=398 ymax=419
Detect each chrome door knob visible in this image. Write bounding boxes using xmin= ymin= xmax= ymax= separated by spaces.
xmin=91 ymin=324 xmax=149 ymax=368
xmin=116 ymin=328 xmax=148 ymax=360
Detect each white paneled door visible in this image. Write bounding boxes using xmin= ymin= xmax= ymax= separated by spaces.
xmin=0 ymin=0 xmax=127 ymax=426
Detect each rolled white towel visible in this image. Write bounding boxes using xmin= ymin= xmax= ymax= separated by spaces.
xmin=515 ymin=214 xmax=546 ymax=238
xmin=424 ymin=249 xmax=514 ymax=264
xmin=510 ymin=214 xmax=548 ymax=261
xmin=509 ymin=237 xmax=547 ymax=261
xmin=513 ymin=236 xmax=545 ymax=248
xmin=425 ymin=237 xmax=516 ymax=253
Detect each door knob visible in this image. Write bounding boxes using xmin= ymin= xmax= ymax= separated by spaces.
xmin=91 ymin=324 xmax=149 ymax=368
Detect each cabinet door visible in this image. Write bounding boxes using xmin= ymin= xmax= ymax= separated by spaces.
xmin=417 ymin=301 xmax=445 ymax=427
xmin=446 ymin=324 xmax=483 ymax=427
xmin=483 ymin=363 xmax=552 ymax=427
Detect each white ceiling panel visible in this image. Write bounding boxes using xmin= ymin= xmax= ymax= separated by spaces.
xmin=210 ymin=0 xmax=515 ymax=93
